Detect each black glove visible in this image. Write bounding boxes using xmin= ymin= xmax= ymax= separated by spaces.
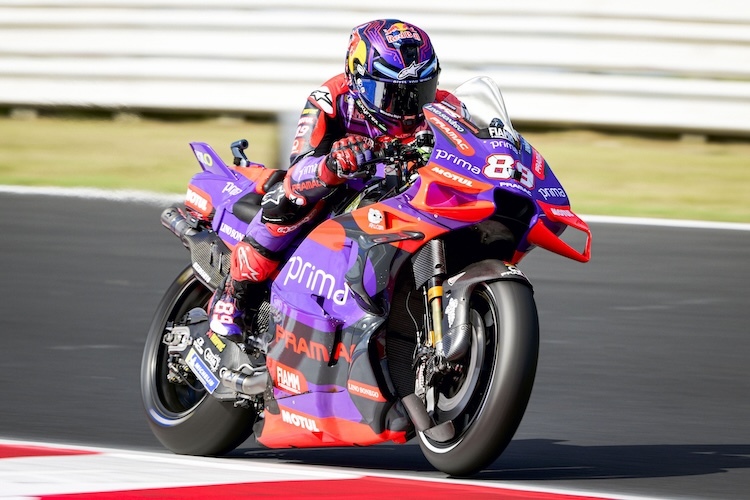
xmin=325 ymin=135 xmax=374 ymax=178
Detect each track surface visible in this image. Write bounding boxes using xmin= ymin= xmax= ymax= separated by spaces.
xmin=1 ymin=193 xmax=749 ymax=499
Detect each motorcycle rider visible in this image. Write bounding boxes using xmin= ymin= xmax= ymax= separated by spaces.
xmin=208 ymin=19 xmax=467 ymax=345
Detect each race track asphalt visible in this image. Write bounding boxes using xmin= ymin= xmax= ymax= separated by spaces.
xmin=1 ymin=192 xmax=748 ymax=499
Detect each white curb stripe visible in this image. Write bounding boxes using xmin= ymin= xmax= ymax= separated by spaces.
xmin=0 ymin=439 xmax=359 ymax=497
xmin=0 ymin=439 xmax=667 ymax=500
xmin=0 ymin=185 xmax=182 ymax=206
xmin=582 ymin=214 xmax=750 ymax=231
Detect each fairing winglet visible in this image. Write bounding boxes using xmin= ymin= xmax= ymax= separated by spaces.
xmin=526 ymin=201 xmax=592 ymax=263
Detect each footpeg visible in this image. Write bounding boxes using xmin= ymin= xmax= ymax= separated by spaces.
xmin=401 ymin=393 xmax=455 ymax=442
xmin=169 ymin=307 xmax=270 ymax=398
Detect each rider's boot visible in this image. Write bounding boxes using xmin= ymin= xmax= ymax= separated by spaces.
xmin=208 ymin=277 xmax=270 ymax=350
xmin=208 ymin=277 xmax=245 ymax=344
xmin=208 ymin=240 xmax=279 ymax=345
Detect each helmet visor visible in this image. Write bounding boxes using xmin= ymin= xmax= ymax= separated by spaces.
xmin=359 ymin=77 xmax=439 ymax=119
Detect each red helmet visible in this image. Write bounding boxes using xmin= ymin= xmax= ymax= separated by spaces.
xmin=345 ymin=19 xmax=440 ymax=136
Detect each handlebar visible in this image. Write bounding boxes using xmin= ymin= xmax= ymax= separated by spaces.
xmin=227 ymin=131 xmax=435 ymax=190
xmin=335 ymin=130 xmax=435 ymax=183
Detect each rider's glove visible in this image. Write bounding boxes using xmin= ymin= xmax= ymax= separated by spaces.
xmin=325 ymin=135 xmax=374 ymax=180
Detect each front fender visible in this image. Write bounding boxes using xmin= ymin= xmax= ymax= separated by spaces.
xmin=439 ymin=260 xmax=533 ymax=360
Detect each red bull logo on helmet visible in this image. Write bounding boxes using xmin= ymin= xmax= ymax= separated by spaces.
xmin=384 ymin=22 xmax=422 ymax=44
xmin=347 ymin=31 xmax=366 ymax=76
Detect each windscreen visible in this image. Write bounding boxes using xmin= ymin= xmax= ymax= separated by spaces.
xmin=453 ymin=76 xmax=521 ymax=146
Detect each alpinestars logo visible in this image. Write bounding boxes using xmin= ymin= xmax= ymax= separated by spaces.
xmin=261 ymin=188 xmax=286 ymax=208
xmin=397 ymin=60 xmax=429 ymax=80
xmin=236 ymin=246 xmax=260 ymax=281
xmin=310 ymin=87 xmax=333 ymax=114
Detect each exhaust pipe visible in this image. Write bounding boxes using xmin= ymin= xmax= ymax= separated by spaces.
xmin=161 ymin=206 xmax=198 ymax=243
xmin=220 ymin=368 xmax=268 ymax=396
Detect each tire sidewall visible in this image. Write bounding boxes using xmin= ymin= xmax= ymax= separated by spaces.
xmin=419 ymin=280 xmax=539 ymax=476
xmin=140 ymin=265 xmax=255 ymax=456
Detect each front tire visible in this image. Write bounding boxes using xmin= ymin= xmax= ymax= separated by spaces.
xmin=140 ymin=265 xmax=255 ymax=456
xmin=419 ymin=280 xmax=539 ymax=476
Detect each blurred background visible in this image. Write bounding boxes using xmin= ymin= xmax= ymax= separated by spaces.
xmin=3 ymin=0 xmax=750 ymax=135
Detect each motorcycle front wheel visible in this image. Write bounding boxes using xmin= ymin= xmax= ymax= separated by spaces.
xmin=419 ymin=279 xmax=539 ymax=477
xmin=140 ymin=265 xmax=256 ymax=456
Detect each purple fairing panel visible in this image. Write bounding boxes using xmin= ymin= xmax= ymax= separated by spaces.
xmin=188 ymin=170 xmax=255 ymax=248
xmin=517 ymin=135 xmax=570 ymax=207
xmin=190 ymin=142 xmax=238 ymax=178
xmin=266 ymin=288 xmax=394 ymax=425
xmin=271 ymin=237 xmax=371 ymax=328
xmin=187 ymin=141 xmax=272 ymax=247
xmin=274 ymin=346 xmax=399 ymax=427
xmin=265 ymin=210 xmax=412 ymax=427
xmin=210 ymin=211 xmax=251 ymax=248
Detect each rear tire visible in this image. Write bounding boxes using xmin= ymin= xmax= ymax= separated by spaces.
xmin=140 ymin=265 xmax=255 ymax=456
xmin=418 ymin=280 xmax=539 ymax=476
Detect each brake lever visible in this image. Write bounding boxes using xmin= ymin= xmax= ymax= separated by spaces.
xmin=333 ymin=156 xmax=380 ymax=180
xmin=337 ymin=138 xmax=426 ymax=181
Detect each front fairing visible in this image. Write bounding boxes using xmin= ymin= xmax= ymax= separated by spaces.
xmin=387 ymin=76 xmax=590 ymax=263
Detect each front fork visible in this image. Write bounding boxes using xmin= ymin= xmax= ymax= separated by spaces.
xmin=412 ymin=239 xmax=450 ymax=409
xmin=426 ymin=275 xmax=445 ymax=351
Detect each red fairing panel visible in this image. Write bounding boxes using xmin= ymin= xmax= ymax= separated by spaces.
xmin=525 ymin=201 xmax=591 ymax=263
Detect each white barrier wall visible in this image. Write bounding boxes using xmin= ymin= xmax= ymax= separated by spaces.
xmin=1 ymin=0 xmax=750 ymax=137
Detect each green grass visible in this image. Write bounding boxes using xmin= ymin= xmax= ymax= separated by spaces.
xmin=0 ymin=115 xmax=278 ymax=193
xmin=1 ymin=116 xmax=748 ymax=222
xmin=524 ymin=130 xmax=750 ymax=222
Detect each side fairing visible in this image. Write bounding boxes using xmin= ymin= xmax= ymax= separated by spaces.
xmin=259 ymin=200 xmax=448 ymax=447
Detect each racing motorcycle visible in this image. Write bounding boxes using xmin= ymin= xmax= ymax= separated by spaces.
xmin=141 ymin=76 xmax=591 ymax=476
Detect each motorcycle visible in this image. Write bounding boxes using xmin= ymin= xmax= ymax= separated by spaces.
xmin=141 ymin=76 xmax=591 ymax=476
